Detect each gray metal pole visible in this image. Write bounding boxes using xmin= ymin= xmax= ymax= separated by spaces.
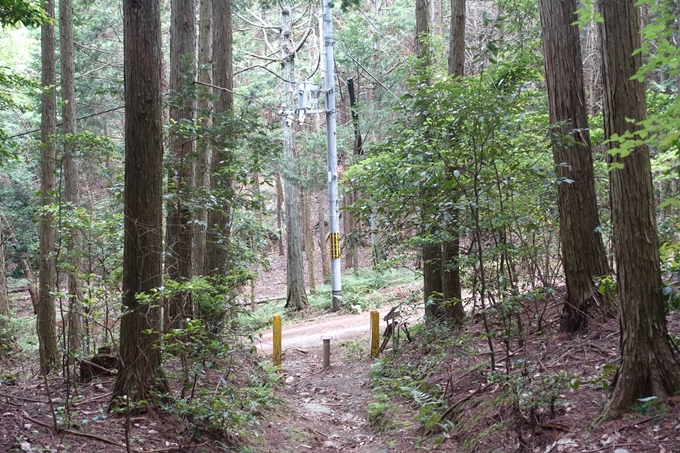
xmin=322 ymin=0 xmax=342 ymax=311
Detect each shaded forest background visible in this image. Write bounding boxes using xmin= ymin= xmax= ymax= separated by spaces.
xmin=1 ymin=0 xmax=680 ymax=450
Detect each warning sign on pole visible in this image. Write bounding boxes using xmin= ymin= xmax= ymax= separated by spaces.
xmin=330 ymin=232 xmax=341 ymax=259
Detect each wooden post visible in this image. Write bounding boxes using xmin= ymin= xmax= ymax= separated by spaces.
xmin=392 ymin=309 xmax=398 ymax=353
xmin=370 ymin=311 xmax=380 ymax=358
xmin=273 ymin=315 xmax=282 ymax=368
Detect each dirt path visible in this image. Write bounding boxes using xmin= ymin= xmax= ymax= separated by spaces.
xmin=254 ymin=306 xmax=402 ymax=355
xmin=252 ymin=307 xmax=425 ymax=452
xmin=257 ymin=347 xmax=394 ymax=452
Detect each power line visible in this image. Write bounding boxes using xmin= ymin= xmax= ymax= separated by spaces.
xmin=334 ymin=41 xmax=401 ymax=101
xmin=7 ymin=105 xmax=125 ymax=139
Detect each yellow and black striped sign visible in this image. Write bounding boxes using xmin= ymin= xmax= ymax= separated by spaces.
xmin=330 ymin=232 xmax=341 ymax=259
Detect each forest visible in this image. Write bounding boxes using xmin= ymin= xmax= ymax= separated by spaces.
xmin=0 ymin=0 xmax=680 ymax=451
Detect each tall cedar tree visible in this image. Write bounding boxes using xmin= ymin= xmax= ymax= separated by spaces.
xmin=0 ymin=220 xmax=10 ymax=336
xmin=416 ymin=0 xmax=443 ymax=321
xmin=38 ymin=0 xmax=58 ymax=374
xmin=204 ymin=0 xmax=233 ymax=278
xmin=282 ymin=0 xmax=308 ymax=310
xmin=165 ymin=0 xmax=196 ymax=331
xmin=60 ymin=0 xmax=84 ymax=353
xmin=599 ymin=0 xmax=680 ymax=418
xmin=192 ymin=0 xmax=212 ymax=277
xmin=441 ymin=0 xmax=465 ymax=324
xmin=538 ymin=0 xmax=610 ymax=331
xmin=111 ymin=0 xmax=169 ymax=404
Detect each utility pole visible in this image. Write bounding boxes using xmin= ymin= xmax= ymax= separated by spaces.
xmin=322 ymin=0 xmax=342 ymax=311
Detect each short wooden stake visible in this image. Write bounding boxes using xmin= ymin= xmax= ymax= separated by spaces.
xmin=272 ymin=315 xmax=282 ymax=369
xmin=321 ymin=335 xmax=333 ymax=368
xmin=370 ymin=311 xmax=380 ymax=358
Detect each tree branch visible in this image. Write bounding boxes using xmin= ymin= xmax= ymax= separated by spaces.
xmin=294 ymin=26 xmax=313 ymax=54
xmin=244 ymin=51 xmax=279 ymax=63
xmin=235 ymin=10 xmax=280 ymax=30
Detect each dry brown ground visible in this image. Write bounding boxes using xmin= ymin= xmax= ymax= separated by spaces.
xmin=249 ymin=295 xmax=680 ymax=453
xmin=3 ymin=252 xmax=680 ymax=452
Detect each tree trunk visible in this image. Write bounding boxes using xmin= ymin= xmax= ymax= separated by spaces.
xmin=538 ymin=0 xmax=611 ymax=332
xmin=416 ymin=0 xmax=440 ymax=319
xmin=448 ymin=0 xmax=465 ymax=77
xmin=415 ymin=0 xmax=429 ymax=63
xmin=192 ymin=0 xmax=212 ymax=277
xmin=111 ymin=0 xmax=168 ymax=405
xmin=38 ymin=0 xmax=59 ymax=375
xmin=343 ymin=192 xmax=355 ymax=269
xmin=0 ymin=221 xmax=10 ymax=338
xmin=276 ymin=167 xmax=284 ymax=256
xmin=281 ymin=0 xmax=308 ymax=311
xmin=303 ymin=188 xmax=316 ymax=294
xmin=598 ymin=0 xmax=680 ymax=419
xmin=251 ymin=172 xmax=263 ymax=309
xmin=60 ymin=0 xmax=83 ymax=355
xmin=440 ymin=0 xmax=465 ymax=325
xmin=318 ymin=191 xmax=330 ymax=283
xmin=166 ymin=0 xmax=196 ymax=331
xmin=430 ymin=0 xmax=442 ymax=38
xmin=204 ymin=0 xmax=233 ymax=279
xmin=4 ymin=218 xmax=38 ymax=314
xmin=442 ymin=241 xmax=464 ymax=324
xmin=677 ymin=8 xmax=680 ymax=92
xmin=423 ymin=241 xmax=443 ymax=319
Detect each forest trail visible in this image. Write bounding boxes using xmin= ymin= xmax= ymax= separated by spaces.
xmin=253 ymin=308 xmax=423 ymax=452
xmin=255 ymin=305 xmax=400 ymax=355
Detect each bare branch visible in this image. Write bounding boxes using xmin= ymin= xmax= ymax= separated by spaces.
xmin=244 ymin=51 xmax=280 ymax=63
xmin=292 ymin=2 xmax=312 ymax=26
xmin=294 ymin=26 xmax=313 ymax=54
xmin=262 ymin=28 xmax=278 ymax=55
xmin=234 ymin=10 xmax=281 ymax=30
xmin=77 ymin=62 xmax=111 ymax=79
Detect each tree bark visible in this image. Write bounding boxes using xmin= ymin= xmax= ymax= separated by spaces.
xmin=343 ymin=192 xmax=356 ymax=270
xmin=598 ymin=0 xmax=680 ymax=419
xmin=111 ymin=0 xmax=168 ymax=404
xmin=303 ymin=188 xmax=316 ymax=294
xmin=60 ymin=0 xmax=83 ymax=354
xmin=4 ymin=218 xmax=38 ymax=314
xmin=538 ymin=0 xmax=611 ymax=332
xmin=38 ymin=0 xmax=59 ymax=375
xmin=318 ymin=191 xmax=330 ymax=283
xmin=677 ymin=7 xmax=680 ymax=93
xmin=448 ymin=0 xmax=465 ymax=77
xmin=416 ymin=0 xmax=441 ymax=320
xmin=204 ymin=0 xmax=233 ymax=278
xmin=423 ymin=240 xmax=443 ymax=319
xmin=281 ymin=0 xmax=308 ymax=311
xmin=440 ymin=0 xmax=466 ymax=325
xmin=0 ymin=220 xmax=10 ymax=337
xmin=276 ymin=167 xmax=284 ymax=256
xmin=166 ymin=0 xmax=196 ymax=331
xmin=192 ymin=0 xmax=212 ymax=277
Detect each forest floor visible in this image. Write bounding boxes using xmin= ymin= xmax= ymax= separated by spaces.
xmin=249 ymin=295 xmax=680 ymax=453
xmin=2 ymin=247 xmax=680 ymax=452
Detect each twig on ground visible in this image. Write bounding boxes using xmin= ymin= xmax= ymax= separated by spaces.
xmin=21 ymin=409 xmax=126 ymax=448
xmin=21 ymin=409 xmax=203 ymax=452
xmin=427 ymin=384 xmax=493 ymax=435
xmin=0 ymin=391 xmax=46 ymax=403
xmin=71 ymin=392 xmax=112 ymax=407
xmin=617 ymin=415 xmax=658 ymax=432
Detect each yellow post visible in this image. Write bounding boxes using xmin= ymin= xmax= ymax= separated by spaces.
xmin=273 ymin=315 xmax=282 ymax=369
xmin=370 ymin=311 xmax=380 ymax=358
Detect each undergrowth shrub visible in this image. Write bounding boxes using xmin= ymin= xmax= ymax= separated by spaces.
xmin=159 ymin=277 xmax=281 ymax=442
xmin=366 ymin=393 xmax=394 ymax=432
xmin=369 ymin=349 xmax=448 ymax=433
